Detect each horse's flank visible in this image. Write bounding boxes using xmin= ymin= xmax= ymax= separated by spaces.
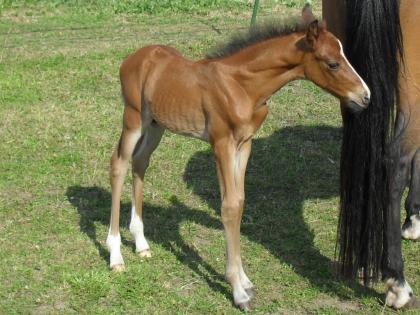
xmin=399 ymin=1 xmax=420 ymax=152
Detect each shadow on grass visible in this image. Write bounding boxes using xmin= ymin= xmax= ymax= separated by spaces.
xmin=66 ymin=124 xmax=378 ymax=303
xmin=66 ymin=185 xmax=230 ymax=299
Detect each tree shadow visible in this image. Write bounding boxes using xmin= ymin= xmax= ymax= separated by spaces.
xmin=66 ymin=124 xmax=378 ymax=304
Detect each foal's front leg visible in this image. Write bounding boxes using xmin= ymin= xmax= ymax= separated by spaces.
xmin=213 ymin=137 xmax=253 ymax=310
xmin=234 ymin=140 xmax=255 ymax=295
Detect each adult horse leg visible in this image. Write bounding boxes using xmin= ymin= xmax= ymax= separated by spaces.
xmin=107 ymin=106 xmax=142 ymax=271
xmin=383 ymin=114 xmax=419 ymax=308
xmin=130 ymin=122 xmax=165 ymax=257
xmin=384 ymin=203 xmax=418 ymax=309
xmin=384 ymin=0 xmax=420 ymax=308
xmin=213 ymin=136 xmax=253 ymax=310
xmin=402 ymin=148 xmax=420 ymax=241
xmin=400 ymin=0 xmax=420 ymax=242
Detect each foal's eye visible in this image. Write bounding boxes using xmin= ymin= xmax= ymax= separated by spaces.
xmin=327 ymin=62 xmax=340 ymax=70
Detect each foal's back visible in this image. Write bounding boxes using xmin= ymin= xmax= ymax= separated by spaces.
xmin=120 ymin=45 xmax=220 ymax=140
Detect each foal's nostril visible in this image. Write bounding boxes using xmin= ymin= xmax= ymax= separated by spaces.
xmin=363 ymin=93 xmax=371 ymax=105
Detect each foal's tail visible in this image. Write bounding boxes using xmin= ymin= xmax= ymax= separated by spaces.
xmin=336 ymin=0 xmax=404 ymax=284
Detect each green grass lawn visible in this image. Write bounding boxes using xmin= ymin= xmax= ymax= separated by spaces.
xmin=1 ymin=0 xmax=419 ymax=314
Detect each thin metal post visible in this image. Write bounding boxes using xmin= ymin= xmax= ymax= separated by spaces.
xmin=251 ymin=0 xmax=260 ymax=27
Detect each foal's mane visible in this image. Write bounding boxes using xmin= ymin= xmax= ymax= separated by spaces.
xmin=207 ymin=17 xmax=308 ymax=59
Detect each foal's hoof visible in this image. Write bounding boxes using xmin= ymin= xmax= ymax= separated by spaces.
xmin=245 ymin=287 xmax=256 ymax=299
xmin=111 ymin=264 xmax=125 ymax=272
xmin=138 ymin=249 xmax=152 ymax=258
xmin=237 ymin=301 xmax=252 ymax=312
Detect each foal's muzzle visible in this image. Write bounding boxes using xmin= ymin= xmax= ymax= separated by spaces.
xmin=346 ymin=91 xmax=370 ymax=114
xmin=363 ymin=92 xmax=371 ymax=105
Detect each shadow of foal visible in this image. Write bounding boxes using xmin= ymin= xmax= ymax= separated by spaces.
xmin=66 ymin=124 xmax=377 ymax=304
xmin=66 ymin=186 xmax=231 ymax=299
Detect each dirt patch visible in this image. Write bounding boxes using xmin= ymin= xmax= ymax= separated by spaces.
xmin=307 ymin=293 xmax=361 ymax=313
xmin=32 ymin=284 xmax=71 ymax=315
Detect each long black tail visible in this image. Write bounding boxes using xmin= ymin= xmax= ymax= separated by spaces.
xmin=337 ymin=0 xmax=403 ymax=283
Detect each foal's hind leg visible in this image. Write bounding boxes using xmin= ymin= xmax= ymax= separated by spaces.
xmin=107 ymin=106 xmax=142 ymax=271
xmin=130 ymin=122 xmax=164 ymax=257
xmin=402 ymin=148 xmax=420 ymax=241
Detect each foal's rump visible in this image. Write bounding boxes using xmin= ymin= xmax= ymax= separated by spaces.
xmin=121 ymin=45 xmax=208 ymax=139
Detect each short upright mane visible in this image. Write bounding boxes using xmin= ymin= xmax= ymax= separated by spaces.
xmin=207 ymin=17 xmax=308 ymax=59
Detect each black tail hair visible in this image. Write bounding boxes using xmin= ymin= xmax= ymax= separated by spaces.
xmin=337 ymin=0 xmax=403 ymax=283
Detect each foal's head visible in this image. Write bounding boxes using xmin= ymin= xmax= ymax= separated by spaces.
xmin=298 ymin=6 xmax=370 ymax=112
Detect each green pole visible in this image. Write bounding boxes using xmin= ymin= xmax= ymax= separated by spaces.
xmin=250 ymin=0 xmax=260 ymax=27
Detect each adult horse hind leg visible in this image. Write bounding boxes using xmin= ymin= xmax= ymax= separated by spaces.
xmin=130 ymin=122 xmax=164 ymax=258
xmin=383 ymin=148 xmax=413 ymax=308
xmin=383 ymin=114 xmax=419 ymax=308
xmin=402 ymin=148 xmax=420 ymax=241
xmin=399 ymin=0 xmax=420 ymax=243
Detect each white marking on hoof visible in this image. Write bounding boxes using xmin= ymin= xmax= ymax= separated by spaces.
xmin=129 ymin=206 xmax=150 ymax=253
xmin=138 ymin=249 xmax=152 ymax=258
xmin=239 ymin=267 xmax=254 ymax=290
xmin=385 ymin=279 xmax=414 ymax=309
xmin=402 ymin=215 xmax=420 ymax=240
xmin=227 ymin=268 xmax=252 ymax=307
xmin=106 ymin=231 xmax=124 ymax=268
xmin=233 ymin=287 xmax=251 ymax=308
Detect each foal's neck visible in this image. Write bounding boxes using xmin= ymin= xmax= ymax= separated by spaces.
xmin=218 ymin=33 xmax=306 ymax=107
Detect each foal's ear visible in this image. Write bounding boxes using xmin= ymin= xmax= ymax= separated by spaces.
xmin=306 ymin=20 xmax=320 ymax=48
xmin=296 ymin=19 xmax=319 ymax=52
xmin=296 ymin=4 xmax=321 ymax=52
xmin=302 ymin=3 xmax=315 ymax=26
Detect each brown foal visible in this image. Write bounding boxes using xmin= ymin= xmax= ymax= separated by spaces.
xmin=106 ymin=6 xmax=370 ymax=310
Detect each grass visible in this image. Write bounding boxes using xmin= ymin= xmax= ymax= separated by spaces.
xmin=0 ymin=0 xmax=246 ymax=15
xmin=0 ymin=0 xmax=419 ymax=314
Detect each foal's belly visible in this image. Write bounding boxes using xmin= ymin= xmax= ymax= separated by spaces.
xmin=146 ymin=98 xmax=208 ymax=141
xmin=143 ymin=56 xmax=209 ymax=141
xmin=162 ymin=109 xmax=209 ymax=141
